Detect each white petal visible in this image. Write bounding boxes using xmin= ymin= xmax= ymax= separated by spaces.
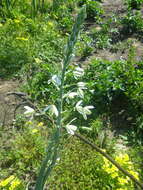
xmin=66 ymin=125 xmax=77 ymax=135
xmin=76 ymin=100 xmax=82 ymax=108
xmin=75 ymin=67 xmax=84 ymax=72
xmin=73 ymin=67 xmax=84 ymax=79
xmin=83 ymin=113 xmax=87 ymax=120
xmin=77 ymin=82 xmax=87 ymax=89
xmin=76 ymin=106 xmax=83 ymax=114
xmin=84 ymin=107 xmax=92 ymax=115
xmin=85 ymin=106 xmax=94 ymax=110
xmin=52 ymin=75 xmax=61 ymax=86
xmin=68 ymin=92 xmax=78 ymax=99
xmin=81 ymin=127 xmax=92 ymax=131
xmin=77 ymin=88 xmax=84 ymax=98
xmin=50 ymin=105 xmax=59 ymax=117
xmin=24 ymin=106 xmax=34 ymax=115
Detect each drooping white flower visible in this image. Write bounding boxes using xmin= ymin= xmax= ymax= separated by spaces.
xmin=67 ymin=92 xmax=78 ymax=99
xmin=77 ymin=82 xmax=87 ymax=89
xmin=51 ymin=75 xmax=61 ymax=86
xmin=66 ymin=124 xmax=77 ymax=135
xmin=49 ymin=105 xmax=59 ymax=117
xmin=84 ymin=106 xmax=94 ymax=115
xmin=43 ymin=105 xmax=59 ymax=117
xmin=75 ymin=101 xmax=94 ymax=120
xmin=75 ymin=100 xmax=83 ymax=114
xmin=73 ymin=67 xmax=84 ymax=79
xmin=77 ymin=88 xmax=84 ymax=98
xmin=24 ymin=106 xmax=35 ymax=115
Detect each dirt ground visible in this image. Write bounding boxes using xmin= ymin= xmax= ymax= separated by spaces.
xmin=0 ymin=79 xmax=20 ymax=126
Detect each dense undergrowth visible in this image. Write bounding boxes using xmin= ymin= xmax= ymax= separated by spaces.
xmin=1 ymin=0 xmax=143 ymax=189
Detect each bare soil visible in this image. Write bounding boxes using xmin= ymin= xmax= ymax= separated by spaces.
xmin=0 ymin=79 xmax=20 ymax=126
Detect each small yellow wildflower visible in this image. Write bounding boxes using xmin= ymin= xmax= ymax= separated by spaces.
xmin=37 ymin=122 xmax=44 ymax=127
xmin=47 ymin=21 xmax=54 ymax=27
xmin=115 ymin=153 xmax=129 ymax=164
xmin=16 ymin=37 xmax=28 ymax=41
xmin=104 ymin=165 xmax=118 ymax=174
xmin=118 ymin=177 xmax=129 ymax=185
xmin=111 ymin=172 xmax=118 ymax=178
xmin=14 ymin=19 xmax=20 ymax=23
xmin=32 ymin=129 xmax=38 ymax=133
xmin=26 ymin=121 xmax=33 ymax=125
xmin=0 ymin=175 xmax=15 ymax=187
xmin=129 ymin=170 xmax=139 ymax=180
xmin=9 ymin=178 xmax=21 ymax=190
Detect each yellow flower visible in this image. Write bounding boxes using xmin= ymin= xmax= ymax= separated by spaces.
xmin=123 ymin=153 xmax=129 ymax=162
xmin=26 ymin=121 xmax=33 ymax=125
xmin=9 ymin=178 xmax=21 ymax=190
xmin=0 ymin=175 xmax=15 ymax=187
xmin=16 ymin=37 xmax=28 ymax=41
xmin=104 ymin=165 xmax=118 ymax=174
xmin=115 ymin=153 xmax=130 ymax=164
xmin=129 ymin=170 xmax=139 ymax=180
xmin=14 ymin=19 xmax=20 ymax=23
xmin=111 ymin=172 xmax=118 ymax=178
xmin=32 ymin=129 xmax=38 ymax=133
xmin=37 ymin=122 xmax=44 ymax=127
xmin=47 ymin=21 xmax=54 ymax=27
xmin=118 ymin=177 xmax=129 ymax=185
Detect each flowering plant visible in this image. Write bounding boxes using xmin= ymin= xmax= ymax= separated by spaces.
xmin=0 ymin=175 xmax=24 ymax=190
xmin=103 ymin=152 xmax=140 ymax=189
xmin=35 ymin=6 xmax=88 ymax=190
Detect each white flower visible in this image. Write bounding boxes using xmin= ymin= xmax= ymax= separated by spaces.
xmin=89 ymin=89 xmax=95 ymax=94
xmin=77 ymin=88 xmax=84 ymax=98
xmin=66 ymin=124 xmax=77 ymax=135
xmin=43 ymin=105 xmax=59 ymax=117
xmin=24 ymin=106 xmax=34 ymax=115
xmin=73 ymin=67 xmax=84 ymax=79
xmin=77 ymin=82 xmax=87 ymax=89
xmin=67 ymin=92 xmax=78 ymax=99
xmin=75 ymin=101 xmax=94 ymax=120
xmin=51 ymin=75 xmax=61 ymax=86
xmin=84 ymin=106 xmax=94 ymax=115
xmin=49 ymin=105 xmax=59 ymax=117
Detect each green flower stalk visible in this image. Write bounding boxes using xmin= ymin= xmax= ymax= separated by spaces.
xmin=35 ymin=6 xmax=86 ymax=190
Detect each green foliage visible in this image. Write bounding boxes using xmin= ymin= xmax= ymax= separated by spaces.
xmin=82 ymin=56 xmax=143 ymax=142
xmin=0 ymin=18 xmax=32 ymax=77
xmin=0 ymin=123 xmax=46 ymax=179
xmin=0 ymin=13 xmax=64 ymax=78
xmin=76 ymin=33 xmax=94 ymax=57
xmin=91 ymin=23 xmax=111 ymax=49
xmin=85 ymin=57 xmax=143 ymax=108
xmin=48 ymin=138 xmax=139 ymax=190
xmin=126 ymin=0 xmax=143 ymax=9
xmin=122 ymin=10 xmax=143 ymax=33
xmin=78 ymin=0 xmax=103 ymax=21
xmin=50 ymin=4 xmax=75 ymax=33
